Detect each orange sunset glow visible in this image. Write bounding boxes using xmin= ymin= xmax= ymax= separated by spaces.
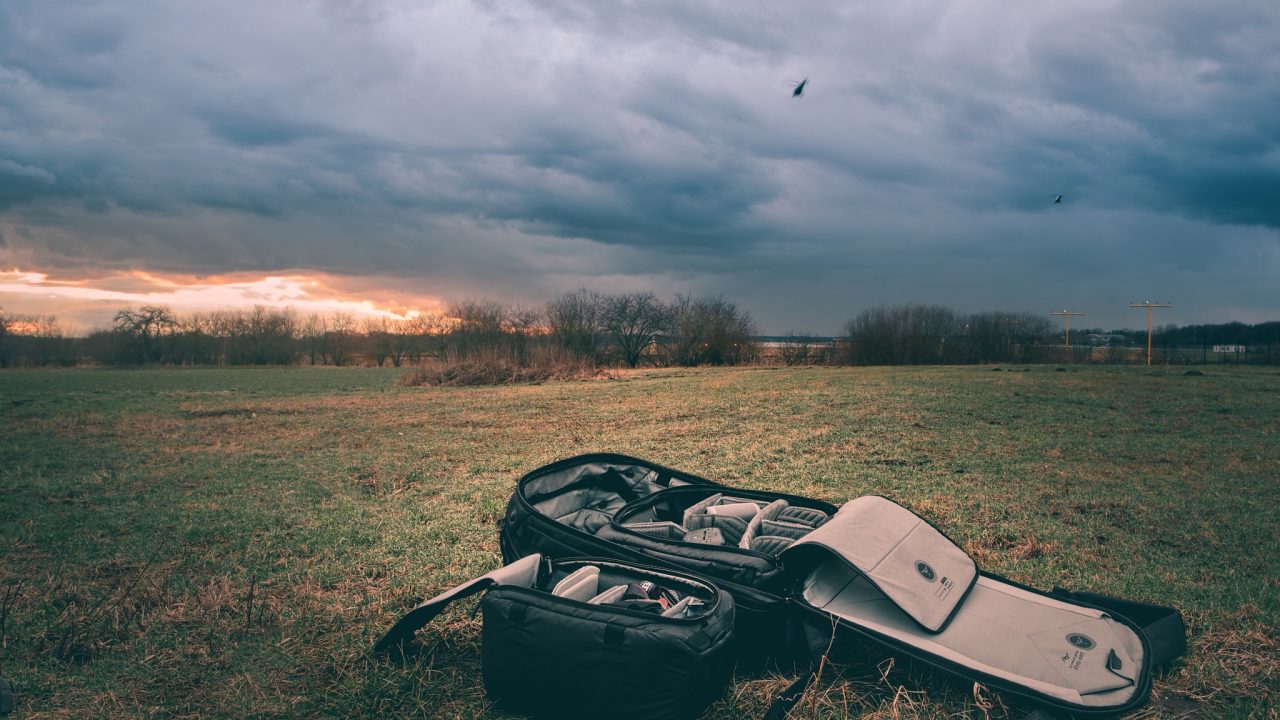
xmin=0 ymin=268 xmax=446 ymax=333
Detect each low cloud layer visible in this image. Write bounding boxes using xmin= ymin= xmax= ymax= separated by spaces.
xmin=1 ymin=0 xmax=1277 ymax=331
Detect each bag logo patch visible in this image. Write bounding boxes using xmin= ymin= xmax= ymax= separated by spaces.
xmin=1067 ymin=633 xmax=1095 ymax=650
xmin=915 ymin=561 xmax=936 ymax=581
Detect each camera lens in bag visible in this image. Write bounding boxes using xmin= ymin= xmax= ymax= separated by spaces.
xmin=622 ymin=581 xmax=682 ymax=610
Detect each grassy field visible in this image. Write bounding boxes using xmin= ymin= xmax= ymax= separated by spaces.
xmin=1 ymin=365 xmax=1277 ymax=719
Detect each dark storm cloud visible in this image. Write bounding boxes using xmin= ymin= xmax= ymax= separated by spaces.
xmin=0 ymin=0 xmax=1277 ymax=330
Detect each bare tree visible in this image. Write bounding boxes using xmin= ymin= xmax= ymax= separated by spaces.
xmin=448 ymin=300 xmax=507 ymax=358
xmin=0 ymin=310 xmax=10 ymax=367
xmin=547 ymin=289 xmax=604 ymax=362
xmin=365 ymin=317 xmax=393 ymax=367
xmin=114 ymin=305 xmax=177 ymax=363
xmin=326 ymin=312 xmax=356 ymax=366
xmin=661 ymin=294 xmax=757 ymax=366
xmin=363 ymin=317 xmax=420 ymax=367
xmin=0 ymin=310 xmax=69 ymax=366
xmin=842 ymin=304 xmax=957 ymax=365
xmin=301 ymin=314 xmax=328 ymax=365
xmin=504 ymin=305 xmax=545 ymax=366
xmin=406 ymin=311 xmax=448 ymax=363
xmin=241 ymin=306 xmax=296 ymax=365
xmin=385 ymin=319 xmax=419 ymax=368
xmin=602 ymin=292 xmax=666 ymax=368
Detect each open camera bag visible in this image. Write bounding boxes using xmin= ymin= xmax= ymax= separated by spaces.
xmin=498 ymin=453 xmax=1188 ymax=718
xmin=375 ymin=553 xmax=736 ymax=720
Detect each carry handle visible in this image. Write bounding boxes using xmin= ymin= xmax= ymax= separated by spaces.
xmin=374 ymin=554 xmax=546 ymax=656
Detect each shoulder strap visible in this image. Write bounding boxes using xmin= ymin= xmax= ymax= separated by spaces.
xmin=763 ymin=613 xmax=839 ymax=720
xmin=1050 ymin=588 xmax=1187 ymax=668
xmin=763 ymin=670 xmax=816 ymax=720
xmin=374 ymin=554 xmax=546 ymax=656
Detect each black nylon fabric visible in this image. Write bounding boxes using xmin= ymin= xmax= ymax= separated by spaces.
xmin=481 ymin=589 xmax=736 ymax=720
xmin=376 ymin=553 xmax=736 ymax=720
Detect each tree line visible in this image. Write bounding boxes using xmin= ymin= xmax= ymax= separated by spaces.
xmin=0 ymin=291 xmax=756 ymax=368
xmin=840 ymin=306 xmax=1057 ymax=364
xmin=2 ymin=299 xmax=1277 ymax=368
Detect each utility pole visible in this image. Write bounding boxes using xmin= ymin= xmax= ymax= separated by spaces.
xmin=1129 ymin=302 xmax=1172 ymax=366
xmin=1050 ymin=310 xmax=1085 ymax=359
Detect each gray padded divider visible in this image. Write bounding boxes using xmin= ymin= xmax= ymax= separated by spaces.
xmin=623 ymin=520 xmax=690 ymax=541
xmin=683 ymin=494 xmax=763 ymax=546
xmin=740 ymin=500 xmax=820 ymax=551
xmin=777 ymin=506 xmax=829 ymax=526
xmin=749 ymin=536 xmax=799 ymax=555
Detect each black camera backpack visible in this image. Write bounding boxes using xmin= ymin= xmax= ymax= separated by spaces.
xmin=498 ymin=453 xmax=1187 ymax=718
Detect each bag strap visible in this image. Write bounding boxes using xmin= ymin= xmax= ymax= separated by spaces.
xmin=374 ymin=576 xmax=497 ymax=656
xmin=1050 ymin=588 xmax=1187 ymax=668
xmin=374 ymin=554 xmax=546 ymax=656
xmin=763 ymin=669 xmax=818 ymax=720
xmin=763 ymin=615 xmax=838 ymax=720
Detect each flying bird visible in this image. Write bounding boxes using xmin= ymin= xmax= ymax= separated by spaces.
xmin=1054 ymin=194 xmax=1062 ymax=204
xmin=792 ymin=78 xmax=807 ymax=98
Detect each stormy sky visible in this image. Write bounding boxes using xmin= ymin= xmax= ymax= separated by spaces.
xmin=1 ymin=0 xmax=1277 ymax=332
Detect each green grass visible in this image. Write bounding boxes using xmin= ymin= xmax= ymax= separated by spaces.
xmin=1 ymin=365 xmax=1277 ymax=719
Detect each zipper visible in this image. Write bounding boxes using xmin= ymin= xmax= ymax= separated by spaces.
xmin=499 ymin=558 xmax=723 ymax=624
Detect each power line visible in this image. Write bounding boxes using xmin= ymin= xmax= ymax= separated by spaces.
xmin=1050 ymin=309 xmax=1085 ymax=356
xmin=1129 ymin=302 xmax=1173 ymax=366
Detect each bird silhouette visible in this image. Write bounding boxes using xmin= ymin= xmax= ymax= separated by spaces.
xmin=792 ymin=78 xmax=807 ymax=98
xmin=1054 ymin=194 xmax=1062 ymax=204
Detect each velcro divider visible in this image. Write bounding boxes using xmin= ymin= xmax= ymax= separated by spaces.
xmin=783 ymin=496 xmax=977 ymax=632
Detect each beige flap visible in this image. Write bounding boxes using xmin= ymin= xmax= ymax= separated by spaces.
xmin=784 ymin=496 xmax=977 ymax=632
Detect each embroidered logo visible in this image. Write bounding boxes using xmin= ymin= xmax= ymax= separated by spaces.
xmin=915 ymin=561 xmax=936 ymax=581
xmin=1067 ymin=633 xmax=1096 ymax=650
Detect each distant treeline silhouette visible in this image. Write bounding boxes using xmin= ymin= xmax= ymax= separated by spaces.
xmin=1 ymin=296 xmax=1277 ymax=368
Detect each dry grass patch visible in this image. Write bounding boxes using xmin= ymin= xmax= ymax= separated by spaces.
xmin=4 ymin=365 xmax=1279 ymax=719
xmin=400 ymin=350 xmax=612 ymax=387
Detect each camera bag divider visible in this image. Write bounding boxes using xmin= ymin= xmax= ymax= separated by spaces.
xmin=499 ymin=453 xmax=1187 ymax=718
xmin=375 ymin=553 xmax=737 ymax=720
